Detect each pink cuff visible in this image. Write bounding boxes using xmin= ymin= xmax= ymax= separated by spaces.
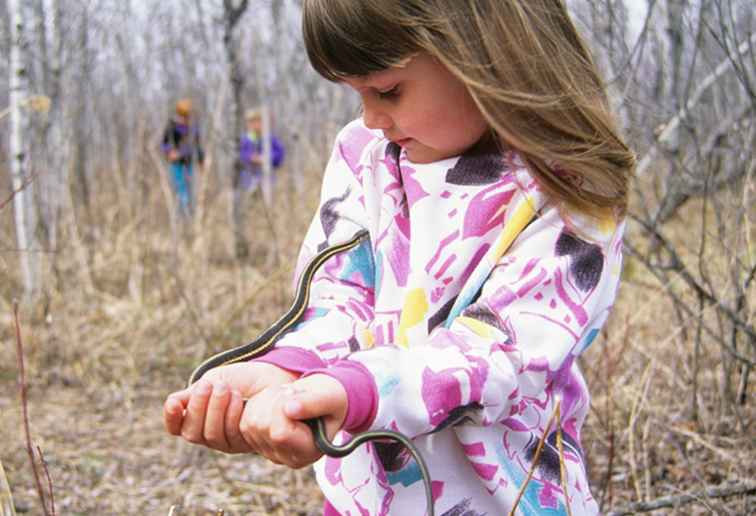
xmin=304 ymin=360 xmax=377 ymax=433
xmin=251 ymin=347 xmax=326 ymax=374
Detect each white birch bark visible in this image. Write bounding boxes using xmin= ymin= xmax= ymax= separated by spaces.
xmin=8 ymin=0 xmax=41 ymax=299
xmin=260 ymin=94 xmax=273 ymax=208
xmin=34 ymin=0 xmax=65 ymax=252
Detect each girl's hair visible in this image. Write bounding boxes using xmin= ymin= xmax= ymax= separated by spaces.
xmin=245 ymin=108 xmax=262 ymax=121
xmin=303 ymin=0 xmax=635 ymax=216
xmin=175 ymin=98 xmax=193 ymax=117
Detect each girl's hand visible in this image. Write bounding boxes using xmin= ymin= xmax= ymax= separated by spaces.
xmin=163 ymin=362 xmax=297 ymax=453
xmin=239 ymin=374 xmax=347 ymax=469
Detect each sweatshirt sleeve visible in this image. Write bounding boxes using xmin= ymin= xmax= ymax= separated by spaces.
xmin=319 ymin=205 xmax=625 ymax=436
xmin=254 ymin=121 xmax=380 ymax=373
xmin=271 ymin=136 xmax=285 ymax=168
xmin=160 ymin=121 xmax=175 ymax=154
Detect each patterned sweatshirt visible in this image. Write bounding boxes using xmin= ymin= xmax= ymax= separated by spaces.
xmin=257 ymin=119 xmax=624 ymax=515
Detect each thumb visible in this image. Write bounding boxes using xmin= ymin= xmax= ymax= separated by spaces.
xmin=282 ymin=374 xmax=347 ymax=430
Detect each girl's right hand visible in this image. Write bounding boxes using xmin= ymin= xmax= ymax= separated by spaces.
xmin=163 ymin=362 xmax=297 ymax=454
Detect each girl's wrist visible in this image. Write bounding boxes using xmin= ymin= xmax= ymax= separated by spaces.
xmin=303 ymin=361 xmax=377 ymax=433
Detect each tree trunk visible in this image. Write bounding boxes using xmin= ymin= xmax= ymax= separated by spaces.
xmin=223 ymin=0 xmax=248 ymax=178
xmin=8 ymin=0 xmax=41 ymax=299
xmin=34 ymin=0 xmax=65 ymax=252
xmin=223 ymin=0 xmax=249 ymax=258
xmin=73 ymin=4 xmax=91 ymax=212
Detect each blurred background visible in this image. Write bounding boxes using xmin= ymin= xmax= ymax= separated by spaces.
xmin=0 ymin=0 xmax=753 ymax=514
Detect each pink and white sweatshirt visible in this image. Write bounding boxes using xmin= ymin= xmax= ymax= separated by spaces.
xmin=257 ymin=119 xmax=624 ymax=515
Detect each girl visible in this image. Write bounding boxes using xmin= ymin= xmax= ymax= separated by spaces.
xmin=164 ymin=1 xmax=635 ymax=514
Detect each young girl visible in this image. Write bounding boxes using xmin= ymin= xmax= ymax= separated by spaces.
xmin=164 ymin=1 xmax=634 ymax=514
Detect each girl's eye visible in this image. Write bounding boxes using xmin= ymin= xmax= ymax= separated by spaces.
xmin=377 ymin=86 xmax=400 ymax=100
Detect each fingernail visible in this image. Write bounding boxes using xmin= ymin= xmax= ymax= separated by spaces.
xmin=284 ymin=399 xmax=302 ymax=415
xmin=193 ymin=382 xmax=211 ymax=395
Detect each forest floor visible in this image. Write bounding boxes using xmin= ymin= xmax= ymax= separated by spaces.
xmin=1 ymin=174 xmax=754 ymax=515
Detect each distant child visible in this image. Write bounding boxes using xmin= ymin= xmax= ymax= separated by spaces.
xmin=161 ymin=98 xmax=204 ymax=218
xmin=164 ymin=1 xmax=635 ymax=514
xmin=233 ymin=107 xmax=286 ymax=257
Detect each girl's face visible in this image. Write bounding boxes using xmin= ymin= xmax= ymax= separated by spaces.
xmin=343 ymin=53 xmax=488 ymax=164
xmin=247 ymin=117 xmax=262 ymax=133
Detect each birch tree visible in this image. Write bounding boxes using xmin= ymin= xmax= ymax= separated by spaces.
xmin=32 ymin=0 xmax=65 ymax=252
xmin=8 ymin=0 xmax=41 ymax=299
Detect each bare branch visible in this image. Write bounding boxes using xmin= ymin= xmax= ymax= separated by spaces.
xmin=13 ymin=301 xmax=52 ymax=516
xmin=0 ymin=171 xmax=37 ymax=211
xmin=636 ymin=32 xmax=756 ymax=177
xmin=654 ymin=103 xmax=753 ymax=223
xmin=36 ymin=446 xmax=56 ymax=516
xmin=607 ymin=481 xmax=756 ymax=515
xmin=628 ymin=215 xmax=756 ymax=343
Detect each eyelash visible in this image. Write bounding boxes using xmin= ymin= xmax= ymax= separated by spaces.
xmin=377 ymin=86 xmax=400 ymax=100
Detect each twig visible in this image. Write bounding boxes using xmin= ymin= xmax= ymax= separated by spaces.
xmin=165 ymin=266 xmax=212 ymax=350
xmin=508 ymin=401 xmax=560 ymax=516
xmin=634 ymin=215 xmax=756 ymax=342
xmin=635 ymin=32 xmax=756 ymax=178
xmin=627 ymin=362 xmax=653 ymax=502
xmin=12 ymin=301 xmax=52 ymax=516
xmin=555 ymin=403 xmax=573 ymax=516
xmin=598 ymin=335 xmax=617 ymax=511
xmin=36 ymin=447 xmax=55 ymax=516
xmin=211 ymin=263 xmax=290 ymax=342
xmin=606 ymin=482 xmax=756 ymax=515
xmin=0 ymin=172 xmax=37 ymax=211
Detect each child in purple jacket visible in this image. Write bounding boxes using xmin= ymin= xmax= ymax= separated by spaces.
xmin=237 ymin=108 xmax=285 ymax=192
xmin=233 ymin=107 xmax=286 ymax=258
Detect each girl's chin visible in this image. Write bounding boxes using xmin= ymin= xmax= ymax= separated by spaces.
xmin=405 ymin=144 xmax=456 ymax=164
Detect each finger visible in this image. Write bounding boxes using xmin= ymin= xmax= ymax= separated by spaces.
xmin=239 ymin=397 xmax=267 ymax=456
xmin=283 ymin=376 xmax=347 ymax=427
xmin=181 ymin=381 xmax=213 ymax=444
xmin=163 ymin=390 xmax=190 ymax=435
xmin=203 ymin=381 xmax=232 ymax=451
xmin=225 ymin=390 xmax=250 ymax=452
xmin=242 ymin=388 xmax=287 ymax=462
xmin=269 ymin=395 xmax=311 ymax=467
xmin=279 ymin=421 xmax=323 ymax=468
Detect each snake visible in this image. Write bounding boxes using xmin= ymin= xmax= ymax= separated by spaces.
xmin=188 ymin=229 xmax=435 ymax=516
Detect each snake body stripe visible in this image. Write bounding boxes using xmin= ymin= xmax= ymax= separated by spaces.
xmin=188 ymin=229 xmax=434 ymax=516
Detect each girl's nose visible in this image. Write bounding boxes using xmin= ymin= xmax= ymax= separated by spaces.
xmin=362 ymin=101 xmax=392 ymax=131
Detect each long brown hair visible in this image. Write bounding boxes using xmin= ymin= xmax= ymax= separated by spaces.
xmin=303 ymin=0 xmax=635 ymax=217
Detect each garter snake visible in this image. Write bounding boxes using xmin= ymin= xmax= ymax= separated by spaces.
xmin=188 ymin=229 xmax=435 ymax=516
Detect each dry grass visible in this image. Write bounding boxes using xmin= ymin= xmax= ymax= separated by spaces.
xmin=0 ymin=158 xmax=753 ymax=515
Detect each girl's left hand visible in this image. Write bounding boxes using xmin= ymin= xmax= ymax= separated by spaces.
xmin=239 ymin=373 xmax=347 ymax=469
